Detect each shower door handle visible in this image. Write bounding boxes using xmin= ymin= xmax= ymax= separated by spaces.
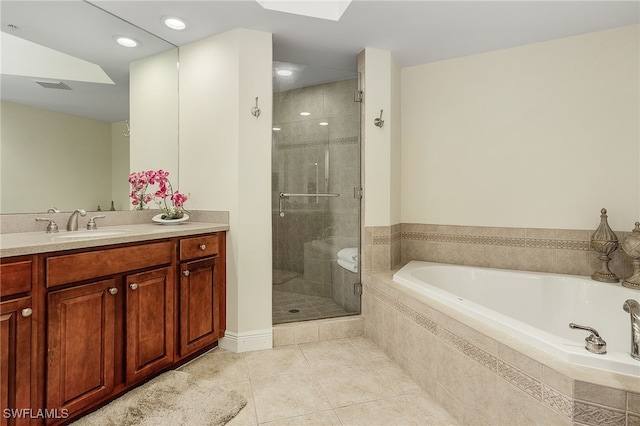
xmin=278 ymin=192 xmax=340 ymax=217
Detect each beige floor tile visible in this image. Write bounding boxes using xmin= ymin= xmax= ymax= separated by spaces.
xmin=314 ymin=363 xmax=397 ymax=407
xmin=178 ymin=350 xmax=249 ymax=384
xmin=251 ymin=373 xmax=332 ymax=423
xmin=334 ymin=396 xmax=426 ymax=426
xmin=402 ymin=391 xmax=462 ymax=425
xmin=347 ymin=336 xmax=389 ymax=360
xmin=298 ymin=338 xmax=361 ymax=367
xmin=368 ymin=357 xmax=422 ymax=395
xmin=246 ymin=346 xmax=311 ymax=379
xmin=260 ymin=410 xmax=341 ymax=425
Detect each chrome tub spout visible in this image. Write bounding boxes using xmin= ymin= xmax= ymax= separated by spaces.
xmin=623 ymin=299 xmax=640 ymax=360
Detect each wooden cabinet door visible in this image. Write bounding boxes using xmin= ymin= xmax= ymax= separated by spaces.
xmin=179 ymin=257 xmax=222 ymax=357
xmin=0 ymin=297 xmax=32 ymax=426
xmin=125 ymin=267 xmax=174 ymax=385
xmin=47 ymin=280 xmax=116 ymax=416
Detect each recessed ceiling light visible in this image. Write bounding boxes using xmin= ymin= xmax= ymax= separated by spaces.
xmin=319 ymin=122 xmax=329 ymax=126
xmin=163 ymin=17 xmax=187 ymax=31
xmin=300 ymin=112 xmax=311 ymax=116
xmin=114 ymin=36 xmax=140 ymax=48
xmin=276 ymin=70 xmax=292 ymax=76
xmin=272 ymin=127 xmax=282 ymax=131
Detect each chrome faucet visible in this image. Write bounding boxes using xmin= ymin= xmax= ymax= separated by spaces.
xmin=66 ymin=209 xmax=86 ymax=231
xmin=623 ymin=299 xmax=640 ymax=360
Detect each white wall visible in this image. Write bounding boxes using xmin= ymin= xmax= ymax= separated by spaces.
xmin=179 ymin=29 xmax=273 ymax=351
xmin=363 ymin=48 xmax=402 ymax=227
xmin=401 ymin=25 xmax=639 ymax=231
xmin=129 ymin=48 xmax=179 ymax=198
xmin=1 ymin=100 xmax=112 ymax=213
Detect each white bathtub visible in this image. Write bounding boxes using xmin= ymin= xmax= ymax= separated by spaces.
xmin=393 ymin=261 xmax=640 ymax=377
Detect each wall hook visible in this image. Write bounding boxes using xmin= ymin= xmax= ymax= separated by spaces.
xmin=251 ymin=97 xmax=261 ymax=118
xmin=123 ymin=120 xmax=130 ymax=137
xmin=374 ymin=109 xmax=384 ymax=128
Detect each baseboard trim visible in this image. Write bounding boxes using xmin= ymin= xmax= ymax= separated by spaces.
xmin=219 ymin=328 xmax=273 ymax=352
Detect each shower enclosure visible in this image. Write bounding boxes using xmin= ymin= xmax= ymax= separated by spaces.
xmin=272 ymin=61 xmax=361 ymax=324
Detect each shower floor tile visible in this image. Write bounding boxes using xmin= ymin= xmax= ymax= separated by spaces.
xmin=273 ymin=289 xmax=353 ymax=324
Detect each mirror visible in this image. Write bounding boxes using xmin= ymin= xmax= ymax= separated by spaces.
xmin=0 ymin=1 xmax=178 ymax=214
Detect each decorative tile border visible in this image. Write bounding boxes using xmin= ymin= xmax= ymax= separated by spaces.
xmin=497 ymin=360 xmax=542 ymax=401
xmin=275 ymin=135 xmax=359 ymax=150
xmin=373 ymin=235 xmax=389 ymax=245
xmin=372 ymin=231 xmax=400 ymax=246
xmin=573 ymin=401 xmax=626 ymax=426
xmin=391 ymin=231 xmax=401 ymax=243
xmin=365 ymin=280 xmax=576 ymax=422
xmin=366 ymin=277 xmax=639 ymax=425
xmin=401 ymin=231 xmax=590 ymax=251
xmin=439 ymin=327 xmax=497 ymax=371
xmin=544 ymin=385 xmax=574 ymax=418
xmin=366 ymin=284 xmax=437 ymax=334
xmin=628 ymin=413 xmax=640 ymax=426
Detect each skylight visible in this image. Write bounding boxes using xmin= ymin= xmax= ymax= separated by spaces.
xmin=255 ymin=0 xmax=352 ymax=21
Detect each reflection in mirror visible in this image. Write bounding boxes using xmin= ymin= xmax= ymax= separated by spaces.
xmin=0 ymin=1 xmax=178 ymax=214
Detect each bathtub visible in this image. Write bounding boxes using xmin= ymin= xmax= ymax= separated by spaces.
xmin=393 ymin=261 xmax=640 ymax=377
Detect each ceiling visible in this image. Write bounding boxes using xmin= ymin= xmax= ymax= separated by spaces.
xmin=1 ymin=1 xmax=638 ymax=122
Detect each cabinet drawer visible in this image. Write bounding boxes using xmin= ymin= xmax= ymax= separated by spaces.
xmin=0 ymin=259 xmax=32 ymax=297
xmin=46 ymin=241 xmax=173 ymax=288
xmin=180 ymin=234 xmax=219 ymax=261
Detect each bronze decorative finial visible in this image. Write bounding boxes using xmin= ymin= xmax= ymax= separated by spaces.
xmin=590 ymin=208 xmax=619 ymax=283
xmin=621 ymin=222 xmax=640 ymax=289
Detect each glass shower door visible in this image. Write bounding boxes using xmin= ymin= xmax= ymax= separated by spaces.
xmin=271 ymin=62 xmax=361 ymax=324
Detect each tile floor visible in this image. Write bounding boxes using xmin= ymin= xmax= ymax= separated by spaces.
xmin=179 ymin=336 xmax=460 ymax=425
xmin=272 ymin=289 xmax=350 ymax=324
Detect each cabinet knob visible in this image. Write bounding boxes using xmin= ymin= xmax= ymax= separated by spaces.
xmin=108 ymin=287 xmax=118 ymax=295
xmin=21 ymin=308 xmax=33 ymax=317
xmin=199 ymin=244 xmax=206 ymax=251
xmin=183 ymin=270 xmax=190 ymax=276
xmin=129 ymin=283 xmax=139 ymax=291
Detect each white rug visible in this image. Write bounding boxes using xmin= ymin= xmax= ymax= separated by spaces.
xmin=72 ymin=370 xmax=246 ymax=426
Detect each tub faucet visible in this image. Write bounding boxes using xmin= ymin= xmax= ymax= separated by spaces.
xmin=569 ymin=323 xmax=607 ymax=354
xmin=623 ymin=299 xmax=640 ymax=360
xmin=66 ymin=209 xmax=86 ymax=231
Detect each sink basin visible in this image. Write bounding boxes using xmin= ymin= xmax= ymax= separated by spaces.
xmin=53 ymin=229 xmax=131 ymax=240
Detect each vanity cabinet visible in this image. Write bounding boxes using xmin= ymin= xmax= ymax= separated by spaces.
xmin=46 ymin=279 xmax=117 ymax=415
xmin=0 ymin=257 xmax=36 ymax=426
xmin=178 ymin=233 xmax=226 ymax=357
xmin=0 ymin=230 xmax=226 ymax=425
xmin=1 ymin=297 xmax=33 ymax=426
xmin=125 ymin=266 xmax=174 ymax=385
xmin=44 ymin=242 xmax=175 ymax=419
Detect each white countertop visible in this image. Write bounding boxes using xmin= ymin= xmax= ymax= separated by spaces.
xmin=0 ymin=222 xmax=229 ymax=257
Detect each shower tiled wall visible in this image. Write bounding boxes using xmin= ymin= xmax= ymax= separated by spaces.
xmin=272 ymin=78 xmax=360 ymax=284
xmin=363 ymin=223 xmax=634 ymax=279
